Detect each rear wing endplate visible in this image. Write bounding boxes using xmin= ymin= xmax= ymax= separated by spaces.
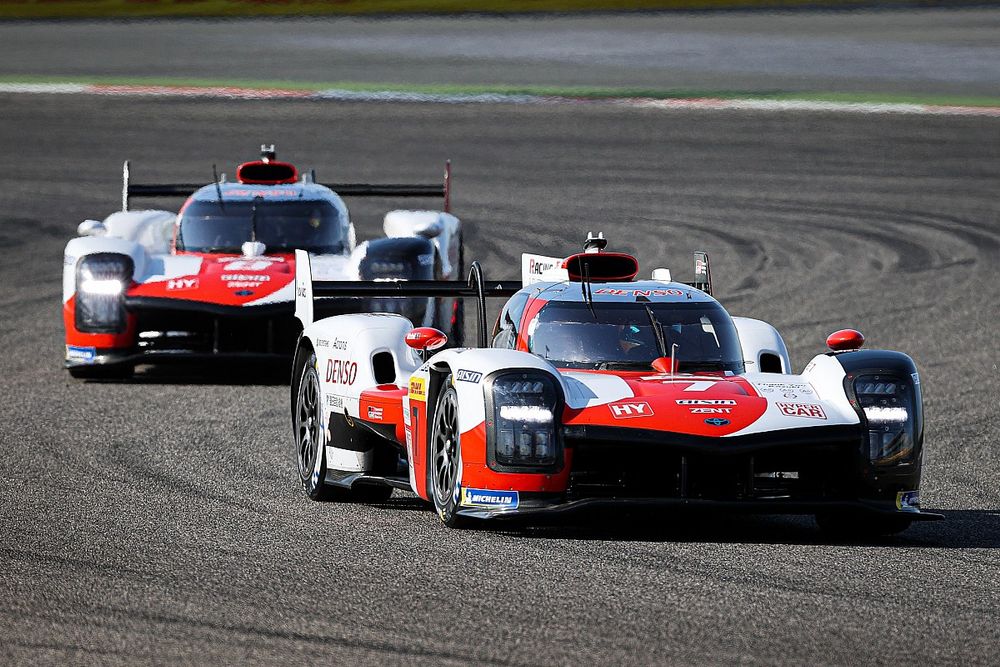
xmin=294 ymin=250 xmax=520 ymax=348
xmin=122 ymin=160 xmax=453 ymax=212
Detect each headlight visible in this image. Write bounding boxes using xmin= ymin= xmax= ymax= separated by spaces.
xmin=487 ymin=372 xmax=561 ymax=471
xmin=75 ymin=253 xmax=132 ymax=333
xmin=854 ymin=374 xmax=915 ymax=466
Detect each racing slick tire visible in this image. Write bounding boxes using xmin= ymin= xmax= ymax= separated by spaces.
xmin=430 ymin=382 xmax=467 ymax=528
xmin=295 ymin=352 xmax=339 ymax=501
xmin=815 ymin=510 xmax=913 ymax=539
xmin=293 ymin=351 xmax=393 ymax=503
xmin=68 ymin=364 xmax=134 ymax=381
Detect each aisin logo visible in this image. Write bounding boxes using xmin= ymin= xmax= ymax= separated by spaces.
xmin=704 ymin=417 xmax=730 ymax=427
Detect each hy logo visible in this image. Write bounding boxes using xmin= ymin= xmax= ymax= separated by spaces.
xmin=609 ymin=401 xmax=653 ymax=419
xmin=704 ymin=417 xmax=730 ymax=427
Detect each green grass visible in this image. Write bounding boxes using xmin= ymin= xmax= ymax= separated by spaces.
xmin=2 ymin=75 xmax=998 ymax=108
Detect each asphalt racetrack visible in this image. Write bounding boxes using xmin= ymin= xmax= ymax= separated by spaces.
xmin=2 ymin=31 xmax=1000 ymax=665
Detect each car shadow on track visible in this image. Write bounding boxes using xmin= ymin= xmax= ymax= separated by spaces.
xmin=87 ymin=363 xmax=291 ymax=386
xmin=485 ymin=508 xmax=1000 ymax=548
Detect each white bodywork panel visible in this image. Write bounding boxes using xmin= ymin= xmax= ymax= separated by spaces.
xmin=383 ymin=210 xmax=462 ymax=279
xmin=522 ymin=253 xmax=568 ymax=285
xmin=733 ymin=316 xmax=792 ymax=374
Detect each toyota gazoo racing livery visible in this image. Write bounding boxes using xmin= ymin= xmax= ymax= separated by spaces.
xmin=290 ymin=233 xmax=939 ymax=536
xmin=63 ymin=146 xmax=463 ymax=379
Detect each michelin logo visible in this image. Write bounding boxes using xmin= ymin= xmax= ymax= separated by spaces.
xmin=66 ymin=345 xmax=96 ymax=363
xmin=896 ymin=490 xmax=920 ymax=512
xmin=460 ymin=488 xmax=519 ymax=509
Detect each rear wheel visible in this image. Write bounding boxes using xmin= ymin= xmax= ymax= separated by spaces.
xmin=430 ymin=383 xmax=466 ymax=527
xmin=294 ymin=352 xmax=336 ymax=500
xmin=294 ymin=350 xmax=393 ymax=503
xmin=815 ymin=510 xmax=913 ymax=539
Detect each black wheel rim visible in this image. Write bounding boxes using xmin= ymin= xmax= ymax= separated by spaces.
xmin=432 ymin=391 xmax=460 ymax=505
xmin=296 ymin=364 xmax=322 ymax=482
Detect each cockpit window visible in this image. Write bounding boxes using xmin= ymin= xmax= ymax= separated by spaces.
xmin=527 ymin=301 xmax=745 ymax=373
xmin=177 ymin=199 xmax=345 ymax=254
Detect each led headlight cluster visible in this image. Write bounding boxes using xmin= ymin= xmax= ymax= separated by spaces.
xmin=488 ymin=373 xmax=561 ymax=470
xmin=854 ymin=375 xmax=915 ymax=465
xmin=75 ymin=253 xmax=133 ymax=333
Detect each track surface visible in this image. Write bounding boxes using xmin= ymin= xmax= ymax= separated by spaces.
xmin=3 ymin=9 xmax=1000 ymax=96
xmin=1 ymin=94 xmax=1000 ymax=664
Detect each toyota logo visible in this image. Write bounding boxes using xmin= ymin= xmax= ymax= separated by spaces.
xmin=704 ymin=418 xmax=730 ymax=427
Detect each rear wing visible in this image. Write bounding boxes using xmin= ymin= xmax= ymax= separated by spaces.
xmin=121 ymin=160 xmax=453 ymax=212
xmin=294 ymin=249 xmax=521 ymax=348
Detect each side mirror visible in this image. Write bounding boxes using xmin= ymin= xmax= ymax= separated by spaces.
xmin=651 ymin=356 xmax=679 ymax=374
xmin=405 ymin=327 xmax=448 ymax=353
xmin=77 ymin=219 xmax=106 ymax=237
xmin=826 ymin=329 xmax=865 ymax=351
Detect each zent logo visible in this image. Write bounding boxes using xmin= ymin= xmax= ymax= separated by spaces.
xmin=690 ymin=407 xmax=732 ymax=414
xmin=776 ymin=402 xmax=827 ymax=419
xmin=325 ymin=359 xmax=357 ymax=385
xmin=609 ymin=401 xmax=653 ymax=419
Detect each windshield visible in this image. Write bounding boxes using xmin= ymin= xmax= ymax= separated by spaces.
xmin=177 ymin=199 xmax=345 ymax=254
xmin=527 ymin=301 xmax=745 ymax=373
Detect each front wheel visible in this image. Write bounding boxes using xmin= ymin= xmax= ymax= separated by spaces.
xmin=430 ymin=383 xmax=466 ymax=527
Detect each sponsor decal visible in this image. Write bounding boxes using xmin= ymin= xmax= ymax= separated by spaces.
xmin=594 ymin=288 xmax=684 ymax=297
xmin=220 ymin=274 xmax=270 ymax=282
xmin=896 ymin=490 xmax=920 ymax=512
xmin=409 ymin=377 xmax=427 ymax=402
xmin=234 ymin=289 xmax=254 ymax=296
xmin=418 ymin=253 xmax=435 ymax=266
xmin=325 ymin=359 xmax=358 ymax=385
xmin=367 ymin=405 xmax=384 ymax=421
xmin=316 ymin=339 xmax=329 ymax=348
xmin=325 ymin=394 xmax=343 ymax=409
xmin=676 ymin=399 xmax=736 ymax=405
xmin=776 ymin=402 xmax=827 ymax=419
xmin=704 ymin=417 xmax=730 ymax=427
xmin=66 ymin=345 xmax=96 ymax=362
xmin=911 ymin=372 xmax=920 ymax=386
xmin=64 ymin=254 xmax=75 ymax=267
xmin=455 ymin=369 xmax=482 ymax=384
xmin=757 ymin=382 xmax=814 ymax=395
xmin=331 ymin=338 xmax=348 ymax=351
xmin=225 ymin=188 xmax=298 ymax=198
xmin=690 ymin=407 xmax=732 ymax=414
xmin=166 ymin=277 xmax=198 ymax=291
xmin=609 ymin=401 xmax=653 ymax=419
xmin=222 ymin=258 xmax=276 ymax=271
xmin=528 ymin=257 xmax=559 ymax=276
xmin=460 ymin=487 xmax=519 ymax=509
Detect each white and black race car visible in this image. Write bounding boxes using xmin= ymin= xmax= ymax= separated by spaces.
xmin=289 ymin=234 xmax=940 ymax=536
xmin=63 ymin=145 xmax=463 ymax=378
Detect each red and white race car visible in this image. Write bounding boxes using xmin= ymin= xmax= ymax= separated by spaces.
xmin=62 ymin=146 xmax=463 ymax=378
xmin=290 ymin=234 xmax=939 ymax=536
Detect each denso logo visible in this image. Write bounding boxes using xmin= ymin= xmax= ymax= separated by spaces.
xmin=325 ymin=359 xmax=358 ymax=385
xmin=166 ymin=278 xmax=198 ymax=291
xmin=609 ymin=401 xmax=653 ymax=419
xmin=776 ymin=402 xmax=827 ymax=419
